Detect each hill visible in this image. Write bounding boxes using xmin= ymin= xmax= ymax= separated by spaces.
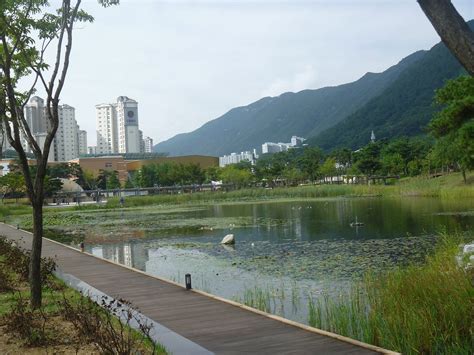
xmin=154 ymin=51 xmax=425 ymax=156
xmin=307 ymin=22 xmax=473 ymax=151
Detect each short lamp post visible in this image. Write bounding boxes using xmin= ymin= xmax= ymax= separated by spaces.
xmin=185 ymin=273 xmax=192 ymax=290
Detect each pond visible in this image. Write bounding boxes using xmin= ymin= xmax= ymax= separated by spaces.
xmin=46 ymin=197 xmax=474 ymax=324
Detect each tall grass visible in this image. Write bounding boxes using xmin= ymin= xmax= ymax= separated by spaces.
xmin=242 ymin=286 xmax=272 ymax=313
xmin=0 ymin=203 xmax=31 ymax=220
xmin=102 ymin=173 xmax=473 ymax=208
xmin=308 ymin=234 xmax=473 ymax=354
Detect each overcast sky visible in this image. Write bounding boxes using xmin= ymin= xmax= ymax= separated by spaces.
xmin=39 ymin=0 xmax=473 ymax=146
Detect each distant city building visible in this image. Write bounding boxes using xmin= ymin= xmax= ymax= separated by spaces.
xmin=96 ymin=103 xmax=118 ymax=155
xmin=290 ymin=135 xmax=305 ymax=147
xmin=55 ymin=104 xmax=79 ymax=162
xmin=78 ymin=130 xmax=88 ymax=156
xmin=87 ymin=146 xmax=97 ymax=155
xmin=143 ymin=136 xmax=153 ymax=153
xmin=117 ymin=96 xmax=140 ymax=153
xmin=262 ymin=142 xmax=289 ymax=154
xmin=25 ymin=96 xmax=47 ymax=135
xmin=96 ymin=96 xmax=141 ymax=155
xmin=219 ymin=150 xmax=258 ymax=167
xmin=262 ymin=135 xmax=305 ymax=154
xmin=21 ymin=97 xmax=84 ymax=161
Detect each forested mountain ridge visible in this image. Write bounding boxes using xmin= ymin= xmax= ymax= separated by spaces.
xmin=307 ymin=20 xmax=473 ymax=151
xmin=154 ymin=50 xmax=425 ymax=156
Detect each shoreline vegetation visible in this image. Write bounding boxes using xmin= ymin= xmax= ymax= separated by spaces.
xmin=104 ymin=172 xmax=474 ymax=209
xmin=306 ymin=234 xmax=473 ymax=354
xmin=0 ymin=173 xmax=472 ymax=218
xmin=237 ymin=234 xmax=473 ymax=354
xmin=0 ymin=237 xmax=166 ymax=354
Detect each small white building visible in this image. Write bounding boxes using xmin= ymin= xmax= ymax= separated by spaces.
xmin=219 ymin=150 xmax=258 ymax=167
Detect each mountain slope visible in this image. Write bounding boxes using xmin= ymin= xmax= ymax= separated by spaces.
xmin=307 ymin=33 xmax=468 ymax=151
xmin=154 ymin=51 xmax=425 ymax=156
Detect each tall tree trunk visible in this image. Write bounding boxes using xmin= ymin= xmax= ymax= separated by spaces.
xmin=29 ymin=198 xmax=43 ymax=309
xmin=418 ymin=0 xmax=474 ymax=75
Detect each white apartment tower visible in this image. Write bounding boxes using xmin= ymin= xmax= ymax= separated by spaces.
xmin=143 ymin=136 xmax=153 ymax=153
xmin=96 ymin=103 xmax=118 ymax=154
xmin=78 ymin=130 xmax=88 ymax=156
xmin=55 ymin=104 xmax=79 ymax=162
xmin=96 ymin=96 xmax=141 ymax=155
xmin=117 ymin=96 xmax=140 ymax=154
xmin=22 ymin=97 xmax=84 ymax=161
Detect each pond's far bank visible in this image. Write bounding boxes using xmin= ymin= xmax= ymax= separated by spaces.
xmin=101 ymin=172 xmax=473 ymax=209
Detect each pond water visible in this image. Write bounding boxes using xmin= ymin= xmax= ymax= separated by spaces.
xmin=55 ymin=197 xmax=474 ymax=324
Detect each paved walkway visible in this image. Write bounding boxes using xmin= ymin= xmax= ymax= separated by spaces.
xmin=0 ymin=223 xmax=396 ymax=355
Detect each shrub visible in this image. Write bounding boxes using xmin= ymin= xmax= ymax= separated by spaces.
xmin=60 ymin=293 xmax=161 ymax=354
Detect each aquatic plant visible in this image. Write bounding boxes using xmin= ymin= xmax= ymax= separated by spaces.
xmin=308 ymin=233 xmax=473 ymax=354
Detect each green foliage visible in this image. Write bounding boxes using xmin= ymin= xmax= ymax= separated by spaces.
xmin=0 ymin=172 xmax=26 ymax=200
xmin=429 ymin=76 xmax=474 ymax=182
xmin=132 ymin=162 xmax=206 ymax=188
xmin=96 ymin=169 xmax=120 ymax=189
xmin=220 ymin=165 xmax=252 ymax=187
xmin=308 ymin=234 xmax=473 ymax=354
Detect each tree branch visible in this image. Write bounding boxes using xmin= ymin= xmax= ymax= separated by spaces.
xmin=418 ymin=0 xmax=474 ymax=75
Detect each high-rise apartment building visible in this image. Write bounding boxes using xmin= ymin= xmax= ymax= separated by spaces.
xmin=96 ymin=103 xmax=118 ymax=155
xmin=96 ymin=96 xmax=142 ymax=155
xmin=78 ymin=130 xmax=88 ymax=156
xmin=143 ymin=136 xmax=154 ymax=153
xmin=25 ymin=96 xmax=47 ymax=134
xmin=117 ymin=96 xmax=140 ymax=153
xmin=55 ymin=104 xmax=79 ymax=162
xmin=22 ymin=97 xmax=84 ymax=162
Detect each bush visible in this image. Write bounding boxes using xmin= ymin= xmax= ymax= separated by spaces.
xmin=3 ymin=292 xmax=49 ymax=346
xmin=60 ymin=293 xmax=161 ymax=354
xmin=0 ymin=237 xmax=57 ymax=283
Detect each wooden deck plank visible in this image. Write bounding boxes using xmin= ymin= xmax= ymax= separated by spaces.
xmin=0 ymin=224 xmax=392 ymax=355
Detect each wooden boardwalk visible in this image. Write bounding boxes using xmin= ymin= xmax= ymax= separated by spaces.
xmin=0 ymin=223 xmax=396 ymax=354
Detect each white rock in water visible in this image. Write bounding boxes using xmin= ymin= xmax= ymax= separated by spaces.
xmin=221 ymin=234 xmax=235 ymax=245
xmin=463 ymin=243 xmax=474 ymax=254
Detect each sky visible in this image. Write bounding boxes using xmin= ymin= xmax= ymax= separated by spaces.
xmin=33 ymin=0 xmax=474 ymax=146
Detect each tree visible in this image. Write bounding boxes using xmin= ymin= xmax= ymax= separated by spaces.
xmin=429 ymin=76 xmax=474 ymax=182
xmin=96 ymin=169 xmax=120 ymax=189
xmin=297 ymin=147 xmax=323 ymax=181
xmin=0 ymin=171 xmax=26 ymax=202
xmin=0 ymin=0 xmax=116 ymax=308
xmin=354 ymin=142 xmax=383 ymax=177
xmin=220 ymin=165 xmax=252 ymax=187
xmin=320 ymin=157 xmax=337 ymax=180
xmin=418 ymin=0 xmax=474 ymax=76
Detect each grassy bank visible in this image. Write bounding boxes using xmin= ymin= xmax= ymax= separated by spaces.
xmin=308 ymin=234 xmax=473 ymax=354
xmin=0 ymin=236 xmax=166 ymax=354
xmin=101 ymin=172 xmax=473 ymax=208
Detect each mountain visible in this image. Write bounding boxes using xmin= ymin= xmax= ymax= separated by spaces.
xmin=154 ymin=51 xmax=425 ymax=156
xmin=307 ymin=41 xmax=466 ymax=151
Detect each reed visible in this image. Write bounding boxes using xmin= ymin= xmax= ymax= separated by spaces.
xmin=103 ymin=173 xmax=473 ymax=208
xmin=308 ymin=233 xmax=473 ymax=354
